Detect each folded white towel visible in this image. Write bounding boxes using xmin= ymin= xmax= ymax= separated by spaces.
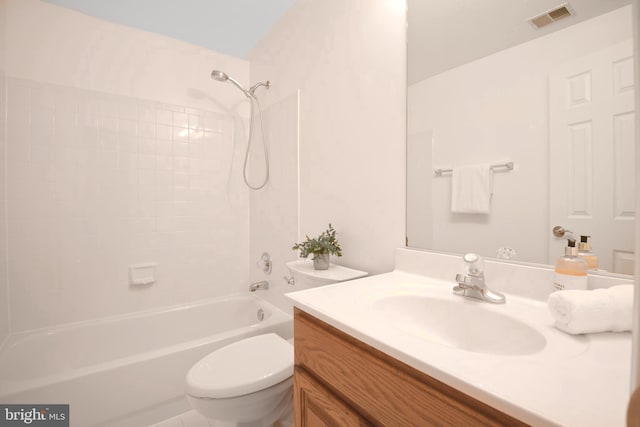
xmin=451 ymin=164 xmax=493 ymax=214
xmin=547 ymin=285 xmax=634 ymax=334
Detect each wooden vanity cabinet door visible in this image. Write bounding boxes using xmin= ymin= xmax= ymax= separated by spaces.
xmin=294 ymin=366 xmax=372 ymax=427
xmin=293 ymin=308 xmax=529 ymax=427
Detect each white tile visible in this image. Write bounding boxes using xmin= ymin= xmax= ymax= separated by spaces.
xmin=152 ymin=414 xmax=184 ymax=427
xmin=118 ymin=102 xmax=138 ymax=120
xmin=173 ymin=126 xmax=189 ymax=143
xmin=99 ymin=98 xmax=119 ymax=119
xmin=156 ymin=155 xmax=173 ymax=172
xmin=203 ymin=111 xmax=223 ymax=131
xmin=189 ymin=159 xmax=203 ymax=175
xmin=173 ymin=112 xmax=189 ymax=128
xmin=188 ymin=142 xmax=204 ymax=158
xmin=188 ymin=128 xmax=203 ymax=143
xmin=179 ymin=410 xmax=210 ymax=427
xmin=98 ymin=116 xmax=118 ymax=131
xmin=172 ymin=157 xmax=189 ymax=173
xmin=30 ymin=85 xmax=55 ymax=110
xmin=157 ymin=124 xmax=172 ymax=141
xmin=118 ymin=119 xmax=138 ymax=136
xmin=173 ymin=141 xmax=189 ymax=157
xmin=118 ymin=134 xmax=138 ymax=153
xmin=139 ymin=154 xmax=157 ymax=170
xmin=174 ymin=186 xmax=190 ymax=202
xmin=139 ymin=122 xmax=156 ymax=139
xmin=156 ymin=109 xmax=173 ymax=125
xmin=156 ymin=170 xmax=173 ymax=186
xmin=31 ymin=106 xmax=54 ymax=129
xmin=55 ymin=90 xmax=79 ymax=114
xmin=188 ymin=114 xmax=202 ymax=130
xmin=138 ymin=102 xmax=156 ymax=122
xmin=156 ymin=139 xmax=173 ymax=156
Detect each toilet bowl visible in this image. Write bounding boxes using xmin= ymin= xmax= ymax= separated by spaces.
xmin=186 ymin=333 xmax=294 ymax=427
xmin=186 ymin=260 xmax=367 ymax=426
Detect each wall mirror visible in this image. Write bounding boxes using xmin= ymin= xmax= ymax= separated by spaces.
xmin=407 ymin=0 xmax=635 ymax=276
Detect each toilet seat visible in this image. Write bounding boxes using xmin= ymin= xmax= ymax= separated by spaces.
xmin=186 ymin=333 xmax=293 ymax=399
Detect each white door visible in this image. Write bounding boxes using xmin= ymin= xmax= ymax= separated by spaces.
xmin=549 ymin=39 xmax=635 ymax=273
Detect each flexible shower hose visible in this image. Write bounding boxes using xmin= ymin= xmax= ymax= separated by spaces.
xmin=243 ymin=95 xmax=269 ymax=190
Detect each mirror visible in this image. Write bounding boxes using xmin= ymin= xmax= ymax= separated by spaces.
xmin=407 ymin=0 xmax=635 ymax=275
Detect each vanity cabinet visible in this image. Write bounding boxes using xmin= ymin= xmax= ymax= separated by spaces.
xmin=293 ymin=308 xmax=528 ymax=427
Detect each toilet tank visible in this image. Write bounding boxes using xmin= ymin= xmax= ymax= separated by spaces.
xmin=286 ymin=260 xmax=367 ymax=290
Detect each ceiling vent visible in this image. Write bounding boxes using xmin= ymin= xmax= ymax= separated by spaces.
xmin=528 ymin=3 xmax=573 ymax=29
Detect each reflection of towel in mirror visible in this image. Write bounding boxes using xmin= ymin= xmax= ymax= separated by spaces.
xmin=451 ymin=164 xmax=493 ymax=214
xmin=547 ymin=285 xmax=633 ymax=334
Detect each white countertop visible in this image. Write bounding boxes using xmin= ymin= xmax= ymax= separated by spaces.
xmin=287 ymin=270 xmax=632 ymax=427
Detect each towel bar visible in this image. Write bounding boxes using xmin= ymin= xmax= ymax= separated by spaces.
xmin=434 ymin=161 xmax=514 ymax=176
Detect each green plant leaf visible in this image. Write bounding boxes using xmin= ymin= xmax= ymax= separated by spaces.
xmin=292 ymin=223 xmax=342 ymax=258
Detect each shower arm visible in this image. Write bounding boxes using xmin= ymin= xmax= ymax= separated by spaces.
xmin=249 ymin=81 xmax=271 ymax=97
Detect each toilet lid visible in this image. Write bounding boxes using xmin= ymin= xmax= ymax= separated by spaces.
xmin=186 ymin=333 xmax=293 ymax=399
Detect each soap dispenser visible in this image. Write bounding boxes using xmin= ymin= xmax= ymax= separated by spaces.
xmin=577 ymin=235 xmax=598 ymax=270
xmin=554 ymin=239 xmax=588 ymax=291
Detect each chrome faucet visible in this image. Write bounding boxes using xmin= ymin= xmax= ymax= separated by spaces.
xmin=249 ymin=280 xmax=269 ymax=292
xmin=453 ymin=253 xmax=505 ymax=304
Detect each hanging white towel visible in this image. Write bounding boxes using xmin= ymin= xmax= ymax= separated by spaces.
xmin=451 ymin=164 xmax=493 ymax=214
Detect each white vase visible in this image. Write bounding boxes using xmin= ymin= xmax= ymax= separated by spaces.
xmin=313 ymin=253 xmax=330 ymax=270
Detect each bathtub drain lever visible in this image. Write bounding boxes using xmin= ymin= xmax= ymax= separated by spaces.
xmin=249 ymin=280 xmax=269 ymax=292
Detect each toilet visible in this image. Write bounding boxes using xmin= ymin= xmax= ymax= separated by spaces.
xmin=185 ymin=260 xmax=367 ymax=426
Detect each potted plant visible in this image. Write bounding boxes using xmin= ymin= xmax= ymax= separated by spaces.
xmin=292 ymin=224 xmax=343 ymax=270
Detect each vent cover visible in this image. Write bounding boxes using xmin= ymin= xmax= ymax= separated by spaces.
xmin=528 ymin=3 xmax=573 ymax=29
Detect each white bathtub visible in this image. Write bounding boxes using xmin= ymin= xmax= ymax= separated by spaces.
xmin=0 ymin=293 xmax=293 ymax=427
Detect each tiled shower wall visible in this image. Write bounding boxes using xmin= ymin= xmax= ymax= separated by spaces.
xmin=249 ymin=92 xmax=299 ymax=311
xmin=5 ymin=78 xmax=249 ymax=332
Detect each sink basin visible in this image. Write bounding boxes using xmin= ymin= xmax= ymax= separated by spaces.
xmin=374 ymin=295 xmax=547 ymax=356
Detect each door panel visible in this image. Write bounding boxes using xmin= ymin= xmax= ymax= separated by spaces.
xmin=549 ymin=39 xmax=635 ymax=273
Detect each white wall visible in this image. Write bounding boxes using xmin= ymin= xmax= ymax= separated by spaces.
xmin=3 ymin=0 xmax=251 ymax=332
xmin=631 ymin=0 xmax=640 ymax=395
xmin=248 ymin=0 xmax=406 ymax=307
xmin=407 ymin=6 xmax=633 ymax=264
xmin=0 ymin=0 xmax=8 ymax=343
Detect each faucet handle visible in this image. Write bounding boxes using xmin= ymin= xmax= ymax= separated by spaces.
xmin=462 ymin=253 xmax=484 ymax=276
xmin=256 ymin=252 xmax=272 ymax=274
xmin=463 ymin=253 xmax=480 ymax=263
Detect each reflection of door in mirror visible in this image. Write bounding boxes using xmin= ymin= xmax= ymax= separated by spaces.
xmin=549 ymin=40 xmax=635 ymax=274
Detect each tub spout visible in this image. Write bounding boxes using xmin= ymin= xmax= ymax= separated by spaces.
xmin=249 ymin=280 xmax=269 ymax=292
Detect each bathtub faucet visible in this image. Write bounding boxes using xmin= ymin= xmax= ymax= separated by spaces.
xmin=249 ymin=280 xmax=269 ymax=292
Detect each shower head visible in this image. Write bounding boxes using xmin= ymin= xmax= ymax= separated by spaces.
xmin=211 ymin=70 xmax=229 ymax=82
xmin=211 ymin=69 xmax=251 ymax=97
xmin=210 ymin=69 xmax=269 ymax=99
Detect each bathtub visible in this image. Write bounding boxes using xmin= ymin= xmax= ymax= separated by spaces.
xmin=0 ymin=293 xmax=293 ymax=427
